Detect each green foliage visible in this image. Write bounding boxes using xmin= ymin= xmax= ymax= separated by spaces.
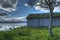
xmin=0 ymin=27 xmax=60 ymax=40
xmin=27 ymin=13 xmax=60 ymax=19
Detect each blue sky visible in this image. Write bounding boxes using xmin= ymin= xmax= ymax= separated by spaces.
xmin=1 ymin=0 xmax=60 ymax=18
xmin=6 ymin=0 xmax=48 ymax=17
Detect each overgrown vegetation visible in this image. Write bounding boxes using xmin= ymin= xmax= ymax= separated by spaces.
xmin=0 ymin=26 xmax=60 ymax=40
xmin=27 ymin=13 xmax=60 ymax=19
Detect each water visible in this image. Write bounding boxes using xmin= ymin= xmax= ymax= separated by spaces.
xmin=0 ymin=23 xmax=27 ymax=31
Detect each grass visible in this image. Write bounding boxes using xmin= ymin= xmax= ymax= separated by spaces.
xmin=0 ymin=26 xmax=60 ymax=40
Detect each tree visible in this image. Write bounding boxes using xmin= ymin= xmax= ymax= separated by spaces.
xmin=25 ymin=0 xmax=60 ymax=37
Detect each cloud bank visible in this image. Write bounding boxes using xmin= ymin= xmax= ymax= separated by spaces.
xmin=0 ymin=16 xmax=26 ymax=21
xmin=0 ymin=0 xmax=18 ymax=12
xmin=33 ymin=6 xmax=60 ymax=13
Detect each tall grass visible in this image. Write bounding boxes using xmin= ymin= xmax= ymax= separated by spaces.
xmin=0 ymin=27 xmax=60 ymax=40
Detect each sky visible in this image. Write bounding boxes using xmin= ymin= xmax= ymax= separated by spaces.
xmin=0 ymin=0 xmax=60 ymax=20
xmin=4 ymin=0 xmax=50 ymax=17
xmin=9 ymin=0 xmax=60 ymax=17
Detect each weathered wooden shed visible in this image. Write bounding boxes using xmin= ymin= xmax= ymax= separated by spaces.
xmin=27 ymin=13 xmax=60 ymax=27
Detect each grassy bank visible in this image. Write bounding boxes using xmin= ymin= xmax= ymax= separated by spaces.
xmin=0 ymin=27 xmax=60 ymax=40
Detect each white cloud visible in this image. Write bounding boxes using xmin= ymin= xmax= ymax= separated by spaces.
xmin=0 ymin=6 xmax=16 ymax=12
xmin=0 ymin=0 xmax=18 ymax=12
xmin=33 ymin=6 xmax=41 ymax=10
xmin=1 ymin=16 xmax=26 ymax=21
xmin=25 ymin=3 xmax=29 ymax=6
xmin=54 ymin=6 xmax=60 ymax=12
xmin=33 ymin=5 xmax=60 ymax=13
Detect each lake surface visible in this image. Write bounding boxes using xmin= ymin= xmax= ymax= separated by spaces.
xmin=0 ymin=23 xmax=27 ymax=31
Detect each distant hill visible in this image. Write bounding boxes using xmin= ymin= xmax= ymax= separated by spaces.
xmin=0 ymin=17 xmax=27 ymax=23
xmin=0 ymin=20 xmax=27 ymax=23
